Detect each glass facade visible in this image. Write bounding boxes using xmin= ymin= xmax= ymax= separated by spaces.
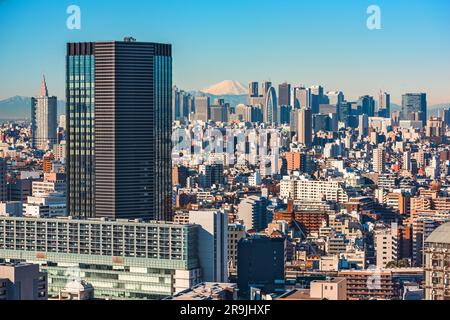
xmin=67 ymin=43 xmax=96 ymax=218
xmin=154 ymin=55 xmax=173 ymax=220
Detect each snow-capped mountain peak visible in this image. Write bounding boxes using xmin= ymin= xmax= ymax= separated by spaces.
xmin=200 ymin=80 xmax=247 ymax=95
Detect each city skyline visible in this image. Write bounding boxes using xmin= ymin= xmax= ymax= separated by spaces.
xmin=1 ymin=0 xmax=450 ymax=105
xmin=2 ymin=0 xmax=450 ymax=304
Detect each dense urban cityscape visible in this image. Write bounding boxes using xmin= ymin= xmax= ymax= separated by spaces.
xmin=1 ymin=1 xmax=450 ymax=309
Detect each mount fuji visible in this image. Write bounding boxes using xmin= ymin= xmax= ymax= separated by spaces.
xmin=200 ymin=80 xmax=247 ymax=96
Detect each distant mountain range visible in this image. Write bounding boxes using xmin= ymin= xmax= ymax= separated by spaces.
xmin=0 ymin=94 xmax=448 ymax=120
xmin=0 ymin=96 xmax=65 ymax=120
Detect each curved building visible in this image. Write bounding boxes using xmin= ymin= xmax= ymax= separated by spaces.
xmin=263 ymin=86 xmax=278 ymax=125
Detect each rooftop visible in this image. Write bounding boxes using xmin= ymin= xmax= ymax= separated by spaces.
xmin=425 ymin=222 xmax=450 ymax=244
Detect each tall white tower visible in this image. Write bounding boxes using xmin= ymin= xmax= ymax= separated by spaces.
xmin=31 ymin=76 xmax=57 ymax=150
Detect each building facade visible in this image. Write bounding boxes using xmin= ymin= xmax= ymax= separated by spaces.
xmin=0 ymin=216 xmax=200 ymax=299
xmin=31 ymin=76 xmax=58 ymax=150
xmin=67 ymin=39 xmax=172 ymax=220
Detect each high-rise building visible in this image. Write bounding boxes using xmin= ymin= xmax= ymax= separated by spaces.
xmin=263 ymin=86 xmax=277 ymax=125
xmin=438 ymin=108 xmax=450 ymax=128
xmin=401 ymin=93 xmax=427 ymax=125
xmin=189 ymin=210 xmax=228 ymax=283
xmin=310 ymin=85 xmax=324 ymax=113
xmin=358 ymin=114 xmax=369 ymax=138
xmin=357 ymin=95 xmax=375 ymax=117
xmin=210 ymin=105 xmax=227 ymax=122
xmin=237 ymin=235 xmax=285 ymax=299
xmin=248 ymin=82 xmax=259 ymax=98
xmin=261 ymin=81 xmax=272 ymax=97
xmin=291 ymin=108 xmax=312 ymax=147
xmin=292 ymin=87 xmax=310 ymax=109
xmin=0 ymin=158 xmax=6 ymax=202
xmin=31 ymin=76 xmax=57 ymax=150
xmin=67 ymin=39 xmax=172 ymax=220
xmin=373 ymin=145 xmax=385 ymax=173
xmin=378 ymin=91 xmax=391 ymax=118
xmin=195 ymin=96 xmax=210 ymax=122
xmin=278 ymin=82 xmax=291 ymax=106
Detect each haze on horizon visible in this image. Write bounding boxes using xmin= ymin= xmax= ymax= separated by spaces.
xmin=0 ymin=0 xmax=449 ymax=105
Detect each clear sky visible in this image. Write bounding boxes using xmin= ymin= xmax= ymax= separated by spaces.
xmin=0 ymin=0 xmax=449 ymax=104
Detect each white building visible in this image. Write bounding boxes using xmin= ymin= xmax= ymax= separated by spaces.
xmin=31 ymin=76 xmax=57 ymax=150
xmin=374 ymin=223 xmax=399 ymax=268
xmin=280 ymin=176 xmax=350 ymax=203
xmin=189 ymin=210 xmax=228 ymax=283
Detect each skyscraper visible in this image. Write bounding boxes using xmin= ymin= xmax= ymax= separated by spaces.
xmin=378 ymin=91 xmax=391 ymax=118
xmin=261 ymin=81 xmax=272 ymax=97
xmin=248 ymin=81 xmax=259 ymax=98
xmin=67 ymin=39 xmax=172 ymax=220
xmin=278 ymin=82 xmax=291 ymax=106
xmin=263 ymin=86 xmax=278 ymax=125
xmin=373 ymin=145 xmax=385 ymax=173
xmin=31 ymin=76 xmax=57 ymax=150
xmin=292 ymin=108 xmax=312 ymax=147
xmin=0 ymin=158 xmax=6 ymax=202
xmin=357 ymin=95 xmax=375 ymax=117
xmin=401 ymin=93 xmax=427 ymax=125
xmin=195 ymin=96 xmax=210 ymax=122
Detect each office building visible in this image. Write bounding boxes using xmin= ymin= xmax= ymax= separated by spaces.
xmin=195 ymin=96 xmax=210 ymax=122
xmin=0 ymin=158 xmax=6 ymax=202
xmin=67 ymin=39 xmax=172 ymax=220
xmin=31 ymin=76 xmax=58 ymax=150
xmin=357 ymin=95 xmax=375 ymax=117
xmin=189 ymin=210 xmax=228 ymax=283
xmin=237 ymin=235 xmax=285 ymax=299
xmin=291 ymin=108 xmax=312 ymax=147
xmin=278 ymin=82 xmax=291 ymax=106
xmin=248 ymin=82 xmax=259 ymax=98
xmin=378 ymin=91 xmax=391 ymax=118
xmin=263 ymin=86 xmax=278 ymax=125
xmin=401 ymin=93 xmax=427 ymax=125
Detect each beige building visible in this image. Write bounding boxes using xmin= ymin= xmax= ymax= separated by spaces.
xmin=424 ymin=223 xmax=450 ymax=300
xmin=310 ymin=278 xmax=347 ymax=300
xmin=0 ymin=263 xmax=47 ymax=300
xmin=374 ymin=223 xmax=399 ymax=268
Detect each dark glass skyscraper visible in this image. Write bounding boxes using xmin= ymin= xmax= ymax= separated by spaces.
xmin=278 ymin=82 xmax=291 ymax=106
xmin=67 ymin=39 xmax=173 ymax=221
xmin=401 ymin=93 xmax=427 ymax=125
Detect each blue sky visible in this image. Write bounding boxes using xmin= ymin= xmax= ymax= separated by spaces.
xmin=0 ymin=0 xmax=449 ymax=104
